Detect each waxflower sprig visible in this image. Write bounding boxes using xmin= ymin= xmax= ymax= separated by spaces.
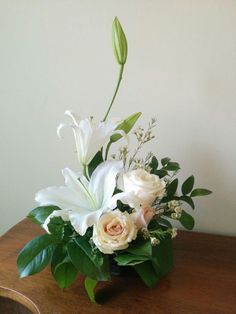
xmin=17 ymin=17 xmax=212 ymax=303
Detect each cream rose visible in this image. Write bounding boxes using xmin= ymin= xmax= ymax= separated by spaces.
xmin=131 ymin=206 xmax=156 ymax=229
xmin=122 ymin=169 xmax=166 ymax=206
xmin=92 ymin=209 xmax=137 ymax=254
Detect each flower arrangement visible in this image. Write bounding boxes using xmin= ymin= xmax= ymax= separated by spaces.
xmin=17 ymin=18 xmax=211 ymax=303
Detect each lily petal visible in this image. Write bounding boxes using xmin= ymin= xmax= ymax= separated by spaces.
xmin=69 ymin=208 xmax=105 ymax=236
xmin=89 ymin=160 xmax=123 ymax=208
xmin=62 ymin=168 xmax=91 ymax=207
xmin=35 ymin=186 xmax=89 ymax=211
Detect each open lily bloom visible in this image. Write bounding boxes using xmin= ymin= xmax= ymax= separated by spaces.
xmin=35 ymin=160 xmax=124 ymax=236
xmin=57 ymin=111 xmax=126 ymax=167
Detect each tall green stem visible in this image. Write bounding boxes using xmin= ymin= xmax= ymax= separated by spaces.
xmin=103 ymin=65 xmax=124 ymax=121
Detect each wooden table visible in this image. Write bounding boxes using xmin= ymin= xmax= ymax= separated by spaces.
xmin=0 ymin=219 xmax=235 ymax=314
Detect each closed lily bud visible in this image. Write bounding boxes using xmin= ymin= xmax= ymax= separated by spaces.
xmin=112 ymin=17 xmax=128 ymax=65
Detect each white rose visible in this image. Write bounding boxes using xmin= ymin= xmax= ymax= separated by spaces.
xmin=92 ymin=209 xmax=137 ymax=254
xmin=122 ymin=169 xmax=166 ymax=206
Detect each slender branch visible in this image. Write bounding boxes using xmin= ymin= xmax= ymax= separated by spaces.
xmin=103 ymin=64 xmax=124 ymax=121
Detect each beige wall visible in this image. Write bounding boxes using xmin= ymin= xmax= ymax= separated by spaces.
xmin=0 ymin=0 xmax=235 ymax=236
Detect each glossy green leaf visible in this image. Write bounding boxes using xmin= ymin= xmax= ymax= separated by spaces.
xmin=161 ymin=157 xmax=171 ymax=166
xmin=191 ymin=188 xmax=212 ymax=197
xmin=180 ymin=195 xmax=195 ymax=209
xmin=167 ymin=178 xmax=178 ymax=196
xmin=47 ymin=217 xmax=64 ymax=235
xmin=110 ymin=112 xmax=141 ymax=143
xmin=67 ymin=240 xmax=110 ymax=281
xmin=153 ymin=169 xmax=168 ymax=178
xmin=85 ymin=277 xmax=98 ymax=303
xmin=134 ymin=237 xmax=174 ymax=288
xmin=53 ymin=262 xmax=78 ymax=289
xmin=115 ymin=241 xmax=152 ymax=266
xmin=27 ymin=206 xmax=61 ymax=226
xmin=51 ymin=244 xmax=78 ymax=289
xmin=134 ymin=261 xmax=159 ymax=288
xmin=17 ymin=234 xmax=57 ymax=278
xmin=179 ymin=210 xmax=195 ymax=230
xmin=127 ymin=241 xmax=152 ymax=257
xmin=112 ymin=17 xmax=128 ymax=65
xmin=181 ymin=175 xmax=194 ymax=195
xmin=74 ymin=237 xmax=104 ymax=267
xmin=156 ymin=217 xmax=172 ymax=228
xmin=164 ymin=162 xmax=180 ymax=171
xmin=114 ymin=253 xmax=149 ymax=266
xmin=150 ymin=156 xmax=158 ymax=172
xmin=88 ymin=151 xmax=103 ymax=177
xmin=51 ymin=244 xmax=66 ymax=271
xmin=151 ymin=236 xmax=173 ymax=278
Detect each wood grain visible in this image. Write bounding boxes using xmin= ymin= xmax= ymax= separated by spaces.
xmin=0 ymin=219 xmax=235 ymax=314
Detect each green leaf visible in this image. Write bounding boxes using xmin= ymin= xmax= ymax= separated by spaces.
xmin=179 ymin=210 xmax=195 ymax=230
xmin=167 ymin=179 xmax=178 ymax=196
xmin=161 ymin=157 xmax=170 ymax=166
xmin=47 ymin=217 xmax=64 ymax=235
xmin=127 ymin=241 xmax=152 ymax=257
xmin=110 ymin=112 xmax=141 ymax=143
xmin=27 ymin=206 xmax=61 ymax=226
xmin=164 ymin=162 xmax=180 ymax=171
xmin=152 ymin=236 xmax=173 ymax=278
xmin=181 ymin=175 xmax=194 ymax=195
xmin=115 ymin=241 xmax=152 ymax=266
xmin=53 ymin=262 xmax=78 ymax=289
xmin=156 ymin=217 xmax=172 ymax=228
xmin=74 ymin=237 xmax=104 ymax=267
xmin=112 ymin=17 xmax=128 ymax=65
xmin=134 ymin=261 xmax=159 ymax=288
xmin=114 ymin=253 xmax=149 ymax=266
xmin=51 ymin=244 xmax=78 ymax=289
xmin=88 ymin=151 xmax=103 ymax=177
xmin=84 ymin=277 xmax=98 ymax=303
xmin=51 ymin=244 xmax=66 ymax=271
xmin=180 ymin=195 xmax=195 ymax=209
xmin=134 ymin=237 xmax=174 ymax=288
xmin=17 ymin=234 xmax=57 ymax=278
xmin=150 ymin=156 xmax=158 ymax=172
xmin=191 ymin=188 xmax=212 ymax=197
xmin=153 ymin=169 xmax=168 ymax=178
xmin=67 ymin=240 xmax=110 ymax=281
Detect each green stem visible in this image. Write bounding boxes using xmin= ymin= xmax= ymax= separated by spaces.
xmin=103 ymin=64 xmax=124 ymax=121
xmin=83 ymin=164 xmax=88 ymax=179
xmin=105 ymin=141 xmax=112 ymax=160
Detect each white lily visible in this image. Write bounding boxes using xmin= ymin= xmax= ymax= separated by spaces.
xmin=35 ymin=160 xmax=123 ymax=236
xmin=57 ymin=111 xmax=126 ymax=167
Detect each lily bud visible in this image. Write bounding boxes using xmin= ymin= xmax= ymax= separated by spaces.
xmin=112 ymin=17 xmax=128 ymax=65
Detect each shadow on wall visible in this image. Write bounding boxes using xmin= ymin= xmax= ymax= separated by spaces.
xmin=185 ymin=140 xmax=235 ymax=236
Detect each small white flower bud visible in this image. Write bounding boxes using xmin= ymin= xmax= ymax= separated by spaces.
xmin=168 ymin=200 xmax=180 ymax=209
xmin=141 ymin=228 xmax=150 ymax=240
xmin=174 ymin=206 xmax=182 ymax=214
xmin=150 ymin=237 xmax=160 ymax=246
xmin=171 ymin=212 xmax=178 ymax=219
xmin=171 ymin=228 xmax=178 ymax=239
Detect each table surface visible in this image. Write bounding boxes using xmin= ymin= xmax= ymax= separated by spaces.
xmin=0 ymin=219 xmax=235 ymax=314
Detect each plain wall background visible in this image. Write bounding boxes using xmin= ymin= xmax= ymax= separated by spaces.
xmin=0 ymin=0 xmax=235 ymax=236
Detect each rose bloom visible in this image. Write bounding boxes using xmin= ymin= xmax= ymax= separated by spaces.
xmin=131 ymin=206 xmax=156 ymax=229
xmin=92 ymin=209 xmax=137 ymax=254
xmin=122 ymin=168 xmax=166 ymax=206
